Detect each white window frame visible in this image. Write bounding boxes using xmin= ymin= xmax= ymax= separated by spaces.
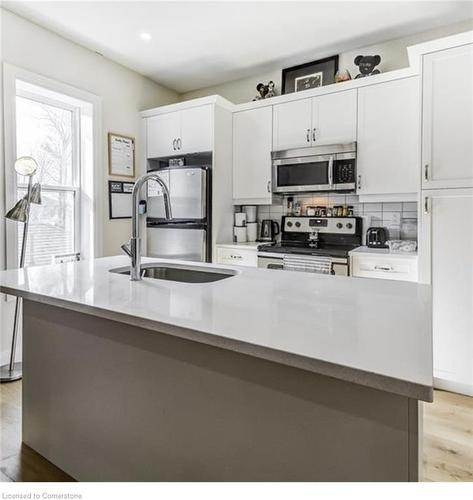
xmin=3 ymin=64 xmax=103 ymax=269
xmin=16 ymin=89 xmax=82 ymax=263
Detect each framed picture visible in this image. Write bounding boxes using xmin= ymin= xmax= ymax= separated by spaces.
xmin=282 ymin=55 xmax=339 ymax=95
xmin=108 ymin=133 xmax=135 ymax=177
xmin=108 ymin=180 xmax=134 ymax=219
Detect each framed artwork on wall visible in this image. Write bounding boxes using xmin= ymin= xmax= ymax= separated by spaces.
xmin=108 ymin=133 xmax=135 ymax=177
xmin=282 ymin=55 xmax=339 ymax=94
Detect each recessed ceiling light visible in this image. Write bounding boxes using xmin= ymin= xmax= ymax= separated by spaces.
xmin=139 ymin=32 xmax=152 ymax=41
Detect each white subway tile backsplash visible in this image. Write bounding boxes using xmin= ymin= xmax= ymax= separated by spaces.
xmin=382 ymin=202 xmax=402 ymax=212
xmin=256 ymin=194 xmax=418 ymax=240
xmin=365 ymin=214 xmax=383 ymax=226
xmin=363 ymin=202 xmax=382 ymax=212
xmin=345 ymin=195 xmax=359 ymax=204
xmin=402 ymin=202 xmax=417 ymax=211
xmin=327 ymin=194 xmax=346 ymax=205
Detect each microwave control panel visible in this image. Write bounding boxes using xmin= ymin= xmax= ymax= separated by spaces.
xmin=334 ymin=160 xmax=356 ymax=184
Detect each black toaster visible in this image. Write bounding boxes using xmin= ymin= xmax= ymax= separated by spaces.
xmin=366 ymin=227 xmax=389 ymax=248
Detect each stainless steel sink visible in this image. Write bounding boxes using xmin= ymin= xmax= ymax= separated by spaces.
xmin=110 ymin=263 xmax=237 ymax=283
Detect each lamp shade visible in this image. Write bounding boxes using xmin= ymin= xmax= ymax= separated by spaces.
xmin=14 ymin=157 xmax=38 ymax=177
xmin=30 ymin=183 xmax=42 ymax=205
xmin=5 ymin=196 xmax=29 ymax=223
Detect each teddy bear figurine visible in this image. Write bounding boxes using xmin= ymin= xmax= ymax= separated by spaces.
xmin=354 ymin=55 xmax=381 ymax=78
xmin=253 ymin=81 xmax=276 ymax=101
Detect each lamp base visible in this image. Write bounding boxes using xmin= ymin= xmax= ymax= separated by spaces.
xmin=0 ymin=362 xmax=22 ymax=383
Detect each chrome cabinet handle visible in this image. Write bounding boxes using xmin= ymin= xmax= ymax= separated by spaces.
xmin=306 ymin=129 xmax=310 ymax=143
xmin=231 ymin=255 xmax=242 ymax=259
xmin=424 ymin=164 xmax=429 ymax=181
xmin=177 ymin=138 xmax=182 ymax=150
xmin=357 ymin=174 xmax=361 ymax=190
xmin=172 ymin=139 xmax=176 ymax=151
xmin=424 ymin=196 xmax=430 ymax=215
xmin=374 ymin=265 xmax=393 ymax=272
xmin=267 ymin=180 xmax=271 ymax=193
xmin=312 ymin=128 xmax=317 ymax=142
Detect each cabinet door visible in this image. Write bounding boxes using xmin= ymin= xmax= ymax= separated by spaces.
xmin=147 ymin=112 xmax=180 ymax=158
xmin=233 ymin=107 xmax=273 ymax=204
xmin=419 ymin=189 xmax=473 ymax=396
xmin=273 ymin=98 xmax=312 ymax=150
xmin=179 ymin=105 xmax=213 ymax=154
xmin=312 ymin=90 xmax=357 ymax=145
xmin=357 ymin=77 xmax=420 ymax=196
xmin=422 ymin=45 xmax=473 ymax=189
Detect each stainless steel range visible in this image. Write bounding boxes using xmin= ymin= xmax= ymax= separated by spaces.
xmin=258 ymin=215 xmax=362 ymax=276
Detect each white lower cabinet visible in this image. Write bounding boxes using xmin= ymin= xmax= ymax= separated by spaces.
xmin=420 ymin=188 xmax=473 ymax=396
xmin=216 ymin=245 xmax=258 ymax=267
xmin=350 ymin=250 xmax=418 ymax=282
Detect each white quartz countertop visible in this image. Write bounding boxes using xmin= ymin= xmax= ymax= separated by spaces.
xmin=216 ymin=242 xmax=260 ymax=250
xmin=0 ymin=256 xmax=433 ymax=401
xmin=350 ymin=246 xmax=418 ymax=259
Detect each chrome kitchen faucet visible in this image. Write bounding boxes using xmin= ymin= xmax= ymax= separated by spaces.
xmin=121 ymin=172 xmax=172 ymax=281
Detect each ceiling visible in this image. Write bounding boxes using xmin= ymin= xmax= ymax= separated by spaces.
xmin=3 ymin=1 xmax=473 ymax=93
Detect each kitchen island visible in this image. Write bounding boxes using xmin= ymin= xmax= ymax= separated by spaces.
xmin=0 ymin=256 xmax=432 ymax=481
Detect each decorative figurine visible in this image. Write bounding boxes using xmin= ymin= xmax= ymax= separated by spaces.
xmin=335 ymin=69 xmax=352 ymax=83
xmin=354 ymin=55 xmax=381 ymax=78
xmin=253 ymin=80 xmax=276 ymax=101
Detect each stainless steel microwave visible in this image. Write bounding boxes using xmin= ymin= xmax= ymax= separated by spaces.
xmin=271 ymin=142 xmax=357 ymax=194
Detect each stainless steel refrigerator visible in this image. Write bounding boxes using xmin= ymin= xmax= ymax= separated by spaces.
xmin=146 ymin=164 xmax=211 ymax=262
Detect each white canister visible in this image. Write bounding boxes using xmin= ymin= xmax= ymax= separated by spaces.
xmin=234 ymin=226 xmax=247 ymax=243
xmin=243 ymin=205 xmax=257 ymax=223
xmin=246 ymin=222 xmax=258 ymax=242
xmin=234 ymin=212 xmax=247 ymax=227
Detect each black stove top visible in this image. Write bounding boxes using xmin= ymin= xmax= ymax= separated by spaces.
xmin=258 ymin=242 xmax=358 ymax=258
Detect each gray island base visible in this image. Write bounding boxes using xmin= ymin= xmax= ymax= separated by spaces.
xmin=24 ymin=300 xmax=421 ymax=481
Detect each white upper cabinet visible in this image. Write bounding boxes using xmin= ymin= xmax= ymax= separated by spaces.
xmin=419 ymin=188 xmax=473 ymax=396
xmin=273 ymin=90 xmax=357 ymax=151
xmin=312 ymin=90 xmax=357 ymax=145
xmin=180 ymin=105 xmax=213 ymax=155
xmin=147 ymin=104 xmax=213 ymax=158
xmin=273 ymin=99 xmax=312 ymax=150
xmin=357 ymin=77 xmax=420 ymax=196
xmin=233 ymin=106 xmax=273 ymax=204
xmin=147 ymin=112 xmax=180 ymax=158
xmin=422 ymin=44 xmax=473 ymax=189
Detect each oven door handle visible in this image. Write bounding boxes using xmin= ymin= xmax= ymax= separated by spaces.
xmin=328 ymin=155 xmax=334 ymax=187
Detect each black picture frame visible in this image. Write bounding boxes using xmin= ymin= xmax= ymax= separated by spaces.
xmin=282 ymin=55 xmax=339 ymax=95
xmin=108 ymin=180 xmax=134 ymax=220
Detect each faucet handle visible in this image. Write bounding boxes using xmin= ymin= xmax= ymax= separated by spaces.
xmin=121 ymin=243 xmax=132 ymax=258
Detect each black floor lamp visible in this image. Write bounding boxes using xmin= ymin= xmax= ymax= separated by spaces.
xmin=0 ymin=157 xmax=41 ymax=383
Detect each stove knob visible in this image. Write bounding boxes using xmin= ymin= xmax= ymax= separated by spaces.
xmin=336 ymin=223 xmax=343 ymax=229
xmin=295 ymin=222 xmax=301 ymax=228
xmin=287 ymin=221 xmax=293 ymax=227
xmin=346 ymin=223 xmax=353 ymax=229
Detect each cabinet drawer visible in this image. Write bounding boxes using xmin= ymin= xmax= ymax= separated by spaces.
xmin=351 ymin=254 xmax=418 ymax=282
xmin=216 ymin=247 xmax=257 ymax=267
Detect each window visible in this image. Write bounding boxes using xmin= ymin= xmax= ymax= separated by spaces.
xmin=15 ymin=87 xmax=81 ymax=266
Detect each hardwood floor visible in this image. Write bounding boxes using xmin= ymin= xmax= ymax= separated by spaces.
xmin=1 ymin=381 xmax=472 ymax=482
xmin=0 ymin=381 xmax=73 ymax=481
xmin=423 ymin=389 xmax=473 ymax=481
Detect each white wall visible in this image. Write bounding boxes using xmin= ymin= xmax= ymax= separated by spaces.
xmin=0 ymin=8 xmax=179 ymax=365
xmin=1 ymin=8 xmax=179 ymax=258
xmin=180 ymin=19 xmax=473 ymax=104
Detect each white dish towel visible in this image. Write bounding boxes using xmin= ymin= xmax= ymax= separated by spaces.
xmin=283 ymin=255 xmax=333 ymax=274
